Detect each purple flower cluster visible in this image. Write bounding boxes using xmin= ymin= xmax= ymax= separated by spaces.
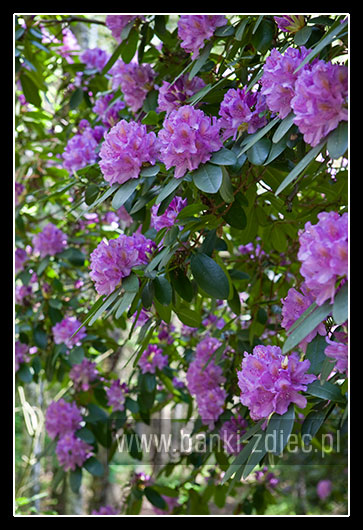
xmin=219 ymin=87 xmax=268 ymax=140
xmin=62 ymin=125 xmax=100 ymax=174
xmin=260 ymin=46 xmax=311 ymax=119
xmin=99 ymin=119 xmax=159 ymax=186
xmin=158 ymin=105 xmax=222 ymax=179
xmin=69 ymin=358 xmax=99 ymax=392
xmin=52 ymin=316 xmax=86 ymax=350
xmin=186 ymin=336 xmax=226 ymax=429
xmin=15 ymin=247 xmax=28 ymax=274
xmin=219 ymin=415 xmax=248 ymax=455
xmin=237 ymin=345 xmax=316 ymax=421
xmin=281 ymin=284 xmax=326 ymax=351
xmin=105 ymin=15 xmax=144 ymax=42
xmin=150 ymin=196 xmax=187 ymax=232
xmin=106 ymin=379 xmax=129 ymax=411
xmin=15 ymin=341 xmax=29 ymax=372
xmin=138 ymin=344 xmax=168 ymax=374
xmin=325 ymin=327 xmax=348 ymax=374
xmin=32 ymin=223 xmax=67 ymax=258
xmin=177 ymin=15 xmax=228 ymax=57
xmin=80 ymin=47 xmax=110 ymax=72
xmin=297 ymin=211 xmax=348 ymax=305
xmin=55 ymin=432 xmax=93 ymax=472
xmin=274 ymin=15 xmax=305 ymax=33
xmin=92 ymin=93 xmax=125 ymax=128
xmin=110 ymin=59 xmax=155 ymax=112
xmin=91 ymin=505 xmax=119 ymax=515
xmin=157 ymin=74 xmax=206 ymax=115
xmin=291 ymin=60 xmax=348 ymax=146
xmin=89 ymin=233 xmax=154 ymax=295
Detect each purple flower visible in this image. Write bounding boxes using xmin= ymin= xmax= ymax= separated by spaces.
xmin=219 ymin=415 xmax=249 ymax=455
xmin=15 ymin=248 xmax=28 ymax=274
xmin=15 ymin=182 xmax=25 ymax=205
xmin=317 ymin=479 xmax=332 ymax=500
xmin=291 ymin=60 xmax=348 ymax=146
xmin=297 ymin=211 xmax=348 ymax=305
xmin=15 ymin=284 xmax=33 ymax=305
xmin=237 ymin=345 xmax=316 ymax=421
xmin=138 ymin=344 xmax=168 ymax=374
xmin=69 ymin=359 xmax=98 ymax=392
xmin=157 ymin=74 xmax=206 ymax=115
xmin=150 ymin=196 xmax=187 ymax=232
xmin=52 ymin=316 xmax=86 ymax=350
xmin=45 ymin=399 xmax=83 ymax=440
xmin=62 ymin=126 xmax=99 ymax=174
xmin=325 ymin=327 xmax=348 ymax=374
xmin=15 ymin=341 xmax=29 ymax=372
xmin=92 ymin=505 xmax=119 ymax=515
xmin=99 ymin=119 xmax=159 ymax=186
xmin=197 ymin=386 xmax=227 ymax=430
xmin=177 ymin=15 xmax=228 ymax=57
xmin=274 ymin=15 xmax=305 ymax=33
xmin=281 ymin=284 xmax=326 ymax=351
xmin=110 ymin=59 xmax=155 ymax=113
xmin=89 ymin=233 xmax=154 ymax=295
xmin=92 ymin=93 xmax=125 ymax=128
xmin=219 ymin=87 xmax=268 ymax=140
xmin=106 ymin=379 xmax=129 ymax=412
xmin=105 ymin=15 xmax=145 ymax=42
xmin=260 ymin=46 xmax=311 ymax=119
xmin=80 ymin=47 xmax=110 ymax=72
xmin=32 ymin=223 xmax=67 ymax=258
xmin=58 ymin=27 xmax=80 ymax=62
xmin=158 ymin=105 xmax=223 ymax=179
xmin=56 ymin=432 xmax=93 ymax=471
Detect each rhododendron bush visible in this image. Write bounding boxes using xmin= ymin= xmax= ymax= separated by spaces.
xmin=14 ymin=13 xmax=349 ymax=516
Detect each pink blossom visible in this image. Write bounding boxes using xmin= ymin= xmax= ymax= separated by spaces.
xmin=110 ymin=59 xmax=155 ymax=113
xmin=138 ymin=344 xmax=168 ymax=374
xmin=45 ymin=399 xmax=83 ymax=440
xmin=177 ymin=15 xmax=227 ymax=57
xmin=32 ymin=223 xmax=67 ymax=258
xmin=56 ymin=432 xmax=93 ymax=471
xmin=157 ymin=74 xmax=206 ymax=115
xmin=106 ymin=379 xmax=129 ymax=412
xmin=69 ymin=359 xmax=99 ymax=392
xmin=52 ymin=316 xmax=86 ymax=350
xmin=106 ymin=15 xmax=145 ymax=42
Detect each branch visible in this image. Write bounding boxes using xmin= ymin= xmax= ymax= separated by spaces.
xmin=38 ymin=16 xmax=106 ymax=27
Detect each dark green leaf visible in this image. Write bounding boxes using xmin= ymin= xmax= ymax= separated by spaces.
xmin=272 ymin=112 xmax=295 ymax=143
xmin=111 ymin=179 xmax=139 ymax=209
xmin=69 ymin=88 xmax=83 ymax=109
xmin=170 ymin=269 xmax=194 ymax=303
xmin=190 ymin=252 xmax=230 ymax=299
xmin=192 ymin=163 xmax=223 ymax=194
xmin=247 ymin=138 xmax=271 ymax=165
xmin=153 ymin=276 xmax=172 ymax=306
xmin=210 ymin=148 xmax=238 ymax=166
xmin=144 ymin=487 xmax=167 ymax=510
xmin=265 ymin=404 xmax=295 ymax=455
xmin=175 ymin=304 xmax=201 ymax=328
xmin=19 ymin=72 xmax=41 ymax=107
xmin=84 ymin=456 xmax=104 ymax=477
xmin=332 ymin=282 xmax=348 ymax=325
xmin=69 ymin=468 xmax=82 ymax=494
xmin=327 ymin=122 xmax=348 ymax=160
xmin=306 ymin=380 xmax=345 ymax=403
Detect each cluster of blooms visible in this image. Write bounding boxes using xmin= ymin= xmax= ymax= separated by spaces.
xmin=69 ymin=358 xmax=99 ymax=392
xmin=106 ymin=379 xmax=129 ymax=411
xmin=62 ymin=124 xmax=102 ymax=174
xmin=237 ymin=345 xmax=316 ymax=421
xmin=57 ymin=27 xmax=80 ymax=62
xmin=325 ymin=325 xmax=348 ymax=374
xmin=158 ymin=105 xmax=223 ymax=179
xmin=254 ymin=466 xmax=279 ymax=489
xmin=260 ymin=46 xmax=312 ymax=120
xmin=89 ymin=233 xmax=154 ymax=295
xmin=45 ymin=399 xmax=93 ymax=471
xmin=110 ymin=59 xmax=155 ymax=112
xmin=150 ymin=196 xmax=187 ymax=232
xmin=32 ymin=223 xmax=67 ymax=258
xmin=92 ymin=93 xmax=125 ymax=128
xmin=218 ymin=415 xmax=248 ymax=455
xmin=291 ymin=60 xmax=348 ymax=146
xmin=15 ymin=181 xmax=25 ymax=205
xmin=80 ymin=47 xmax=110 ymax=72
xmin=15 ymin=247 xmax=28 ymax=274
xmin=202 ymin=313 xmax=225 ymax=330
xmin=15 ymin=341 xmax=29 ymax=372
xmin=281 ymin=283 xmax=326 ymax=351
xmin=238 ymin=238 xmax=265 ymax=259
xmin=274 ymin=15 xmax=305 ymax=33
xmin=157 ymin=75 xmax=206 ymax=115
xmin=177 ymin=15 xmax=227 ymax=57
xmin=105 ymin=15 xmax=144 ymax=42
xmin=138 ymin=344 xmax=168 ymax=374
xmin=15 ymin=283 xmax=33 ymax=305
xmin=91 ymin=505 xmax=119 ymax=515
xmin=99 ymin=119 xmax=159 ymax=185
xmin=316 ymin=479 xmax=332 ymax=500
xmin=186 ymin=336 xmax=226 ymax=429
xmin=52 ymin=316 xmax=86 ymax=350
xmin=219 ymin=87 xmax=268 ymax=140
xmin=297 ymin=211 xmax=348 ymax=306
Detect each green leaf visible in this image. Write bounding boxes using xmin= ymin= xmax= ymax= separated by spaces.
xmin=265 ymin=404 xmax=295 ymax=456
xmin=190 ymin=252 xmax=230 ymax=299
xmin=192 ymin=163 xmax=223 ymax=194
xmin=294 ymin=25 xmax=313 ymax=45
xmin=121 ymin=28 xmax=139 ymax=63
xmin=327 ymin=122 xmax=348 ymax=160
xmin=84 ymin=456 xmax=104 ymax=477
xmin=210 ymin=148 xmax=238 ymax=166
xmin=140 ymin=164 xmax=160 ymax=177
xmin=222 ymin=201 xmax=247 ymax=230
xmin=238 ymin=117 xmax=280 ymax=157
xmin=169 ymin=268 xmax=194 ymax=303
xmin=332 ymin=281 xmax=348 ymax=325
xmin=153 ymin=276 xmax=172 ymax=306
xmin=69 ymin=346 xmax=85 ymax=365
xmin=306 ymin=380 xmax=346 ymax=404
xmin=69 ymin=468 xmax=82 ymax=494
xmin=270 ymin=224 xmax=288 ymax=252
xmin=111 ymin=179 xmax=139 ymax=210
xmin=242 ymin=431 xmax=268 ymax=479
xmin=219 ymin=167 xmax=234 ymax=203
xmin=305 ymin=334 xmax=328 ymax=375
xmin=272 ymin=112 xmax=295 ymax=143
xmin=144 ymin=487 xmax=167 ymax=510
xmin=69 ymin=87 xmax=83 ymax=109
xmin=189 ymin=41 xmax=213 ymax=80
xmin=155 ymin=178 xmax=182 ymax=205
xmin=301 ymin=407 xmax=327 ymax=442
xmin=175 ymin=304 xmax=201 ymax=328
xmin=19 ymin=72 xmax=41 ymax=107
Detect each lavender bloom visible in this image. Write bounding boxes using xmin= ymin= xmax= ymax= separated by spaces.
xmin=15 ymin=248 xmax=28 ymax=274
xmin=89 ymin=233 xmax=154 ymax=295
xmin=325 ymin=327 xmax=348 ymax=374
xmin=80 ymin=47 xmax=110 ymax=72
xmin=317 ymin=479 xmax=332 ymax=500
xmin=219 ymin=415 xmax=249 ymax=455
xmin=69 ymin=359 xmax=98 ymax=392
xmin=15 ymin=284 xmax=33 ymax=305
xmin=52 ymin=316 xmax=86 ymax=350
xmin=219 ymin=87 xmax=268 ymax=140
xmin=260 ymin=46 xmax=311 ymax=119
xmin=297 ymin=211 xmax=348 ymax=306
xmin=92 ymin=93 xmax=125 ymax=128
xmin=138 ymin=344 xmax=168 ymax=374
xmin=45 ymin=399 xmax=83 ymax=440
xmin=158 ymin=105 xmax=223 ymax=179
xmin=177 ymin=15 xmax=228 ymax=57
xmin=197 ymin=386 xmax=227 ymax=430
xmin=291 ymin=60 xmax=348 ymax=146
xmin=150 ymin=196 xmax=187 ymax=232
xmin=92 ymin=505 xmax=119 ymax=515
xmin=99 ymin=119 xmax=159 ymax=186
xmin=110 ymin=59 xmax=155 ymax=113
xmin=15 ymin=182 xmax=25 ymax=205
xmin=62 ymin=126 xmax=99 ymax=174
xmin=237 ymin=345 xmax=316 ymax=421
xmin=274 ymin=15 xmax=305 ymax=33
xmin=157 ymin=74 xmax=206 ymax=115
xmin=281 ymin=284 xmax=326 ymax=351
xmin=15 ymin=341 xmax=29 ymax=372
xmin=105 ymin=15 xmax=144 ymax=42
xmin=58 ymin=27 xmax=80 ymax=62
xmin=106 ymin=379 xmax=129 ymax=412
xmin=56 ymin=432 xmax=93 ymax=471
xmin=32 ymin=223 xmax=67 ymax=258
